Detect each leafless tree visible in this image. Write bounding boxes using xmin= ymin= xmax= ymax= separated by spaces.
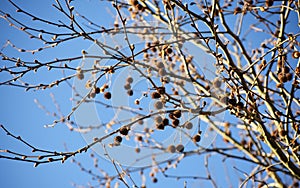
xmin=1 ymin=0 xmax=300 ymax=187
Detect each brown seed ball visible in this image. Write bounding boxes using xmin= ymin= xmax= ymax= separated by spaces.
xmin=172 ymin=119 xmax=180 ymax=126
xmin=234 ymin=7 xmax=242 ymax=15
xmin=156 ymin=123 xmax=165 ymax=130
xmin=279 ymin=73 xmax=287 ymax=83
xmin=286 ymin=73 xmax=293 ymax=81
xmin=192 ymin=134 xmax=201 ymax=142
xmin=114 ymin=136 xmax=122 ymax=144
xmin=163 ymin=118 xmax=169 ymax=125
xmin=167 ymin=145 xmax=176 ymax=153
xmin=169 ymin=113 xmax=176 ymax=120
xmin=124 ymin=83 xmax=131 ymax=90
xmin=152 ymin=177 xmax=158 ymax=183
xmin=94 ymin=87 xmax=100 ymax=94
xmin=135 ymin=147 xmax=140 ymax=153
xmin=184 ymin=121 xmax=193 ymax=129
xmin=158 ymin=68 xmax=167 ymax=76
xmin=127 ymin=89 xmax=133 ymax=96
xmin=156 ymin=61 xmax=164 ymax=69
xmin=176 ymin=144 xmax=184 ymax=152
xmin=166 ymin=48 xmax=173 ymax=54
xmin=119 ymin=127 xmax=129 ymax=135
xmin=134 ymin=99 xmax=140 ymax=105
xmin=154 ymin=101 xmax=164 ymax=109
xmin=173 ymin=110 xmax=181 ymax=118
xmin=136 ymin=135 xmax=143 ymax=142
xmin=283 ymin=66 xmax=290 ymax=73
xmin=126 ymin=77 xmax=133 ymax=83
xmin=104 ymin=92 xmax=111 ymax=99
xmin=154 ymin=116 xmax=163 ymax=123
xmin=89 ymin=92 xmax=96 ymax=99
xmin=151 ymin=92 xmax=161 ymax=99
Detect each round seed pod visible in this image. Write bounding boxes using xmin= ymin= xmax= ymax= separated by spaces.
xmin=94 ymin=87 xmax=100 ymax=94
xmin=169 ymin=113 xmax=176 ymax=120
xmin=156 ymin=123 xmax=165 ymax=130
xmin=119 ymin=127 xmax=129 ymax=135
xmin=173 ymin=110 xmax=181 ymax=118
xmin=283 ymin=66 xmax=290 ymax=73
xmin=126 ymin=77 xmax=133 ymax=83
xmin=135 ymin=147 xmax=140 ymax=153
xmin=228 ymin=98 xmax=237 ymax=106
xmin=124 ymin=83 xmax=131 ymax=90
xmin=104 ymin=92 xmax=111 ymax=99
xmin=89 ymin=92 xmax=96 ymax=99
xmin=114 ymin=136 xmax=122 ymax=144
xmin=152 ymin=177 xmax=158 ymax=183
xmin=162 ymin=118 xmax=169 ymax=125
xmin=166 ymin=48 xmax=173 ymax=54
xmin=154 ymin=101 xmax=164 ymax=109
xmin=156 ymin=61 xmax=164 ymax=69
xmin=127 ymin=89 xmax=133 ymax=96
xmin=158 ymin=68 xmax=167 ymax=77
xmin=151 ymin=92 xmax=161 ymax=99
xmin=167 ymin=145 xmax=176 ymax=153
xmin=134 ymin=99 xmax=140 ymax=105
xmin=278 ymin=73 xmax=287 ymax=83
xmin=184 ymin=121 xmax=193 ymax=129
xmin=192 ymin=134 xmax=201 ymax=142
xmin=172 ymin=119 xmax=179 ymax=126
xmin=286 ymin=73 xmax=293 ymax=81
xmin=154 ymin=116 xmax=163 ymax=123
xmin=176 ymin=144 xmax=184 ymax=152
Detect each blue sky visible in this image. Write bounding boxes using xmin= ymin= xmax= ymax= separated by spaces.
xmin=0 ymin=0 xmax=299 ymax=188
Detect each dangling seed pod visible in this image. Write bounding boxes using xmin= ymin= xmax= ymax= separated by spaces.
xmin=127 ymin=89 xmax=133 ymax=96
xmin=172 ymin=119 xmax=180 ymax=126
xmin=114 ymin=136 xmax=122 ymax=144
xmin=163 ymin=118 xmax=169 ymax=125
xmin=119 ymin=126 xmax=129 ymax=136
xmin=154 ymin=116 xmax=163 ymax=123
xmin=167 ymin=145 xmax=176 ymax=153
xmin=154 ymin=101 xmax=164 ymax=109
xmin=104 ymin=92 xmax=112 ymax=99
xmin=192 ymin=134 xmax=201 ymax=142
xmin=173 ymin=110 xmax=181 ymax=118
xmin=184 ymin=121 xmax=193 ymax=129
xmin=126 ymin=77 xmax=133 ymax=83
xmin=94 ymin=87 xmax=100 ymax=94
xmin=176 ymin=144 xmax=184 ymax=152
xmin=151 ymin=91 xmax=161 ymax=99
xmin=156 ymin=123 xmax=165 ymax=130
